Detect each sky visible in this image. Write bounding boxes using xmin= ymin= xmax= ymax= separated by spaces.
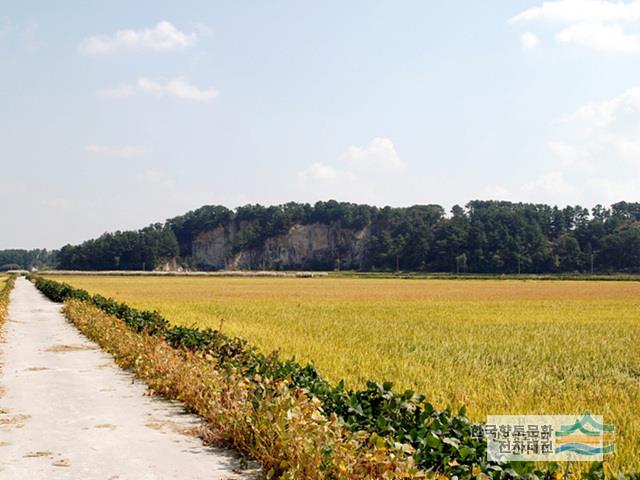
xmin=1 ymin=0 xmax=640 ymax=249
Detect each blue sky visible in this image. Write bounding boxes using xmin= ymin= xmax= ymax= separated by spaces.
xmin=2 ymin=1 xmax=640 ymax=248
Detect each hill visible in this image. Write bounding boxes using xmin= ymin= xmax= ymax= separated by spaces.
xmin=44 ymin=200 xmax=640 ymax=274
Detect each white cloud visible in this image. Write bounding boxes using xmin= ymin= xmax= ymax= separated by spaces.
xmin=521 ymin=32 xmax=540 ymax=48
xmin=137 ymin=77 xmax=218 ymax=101
xmin=511 ymin=1 xmax=640 ymax=53
xmin=560 ymin=86 xmax=640 ymax=133
xmin=299 ymin=162 xmax=340 ymax=181
xmin=338 ymin=137 xmax=404 ymax=170
xmin=299 ymin=137 xmax=403 ymax=184
xmin=510 ymin=0 xmax=640 ymax=24
xmin=85 ymin=144 xmax=150 ymax=158
xmin=99 ymin=77 xmax=218 ymax=102
xmin=296 ymin=137 xmax=404 ymax=203
xmin=556 ymin=21 xmax=640 ymax=52
xmin=79 ymin=21 xmax=196 ymax=54
xmin=538 ymin=86 xmax=640 ymax=203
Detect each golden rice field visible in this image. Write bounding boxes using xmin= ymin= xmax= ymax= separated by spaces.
xmin=47 ymin=275 xmax=640 ymax=468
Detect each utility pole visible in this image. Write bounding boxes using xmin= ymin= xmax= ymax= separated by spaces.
xmin=395 ymin=254 xmax=400 ymax=273
xmin=590 ymin=252 xmax=595 ymax=274
xmin=517 ymin=255 xmax=521 ymax=275
xmin=456 ymin=256 xmax=460 ymax=274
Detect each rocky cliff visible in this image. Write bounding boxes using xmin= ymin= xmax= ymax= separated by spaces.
xmin=192 ymin=222 xmax=370 ymax=270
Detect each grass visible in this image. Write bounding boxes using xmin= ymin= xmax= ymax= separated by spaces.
xmin=0 ymin=274 xmax=15 ymax=326
xmin=47 ymin=275 xmax=640 ymax=469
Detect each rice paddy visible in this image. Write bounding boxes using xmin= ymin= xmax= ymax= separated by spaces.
xmin=46 ymin=274 xmax=640 ymax=468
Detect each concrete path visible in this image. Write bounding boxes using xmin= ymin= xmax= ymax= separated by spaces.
xmin=0 ymin=278 xmax=256 ymax=480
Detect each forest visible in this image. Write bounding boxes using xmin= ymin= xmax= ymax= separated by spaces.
xmin=7 ymin=200 xmax=640 ymax=273
xmin=0 ymin=249 xmax=58 ymax=271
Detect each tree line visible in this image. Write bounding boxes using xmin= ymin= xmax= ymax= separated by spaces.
xmin=15 ymin=200 xmax=640 ymax=273
xmin=0 ymin=249 xmax=58 ymax=271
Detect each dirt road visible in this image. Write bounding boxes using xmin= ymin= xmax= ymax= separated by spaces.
xmin=0 ymin=278 xmax=254 ymax=479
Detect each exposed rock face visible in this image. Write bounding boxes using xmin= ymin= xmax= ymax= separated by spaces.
xmin=192 ymin=225 xmax=237 ymax=270
xmin=192 ymin=223 xmax=370 ymax=270
xmin=154 ymin=258 xmax=187 ymax=272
